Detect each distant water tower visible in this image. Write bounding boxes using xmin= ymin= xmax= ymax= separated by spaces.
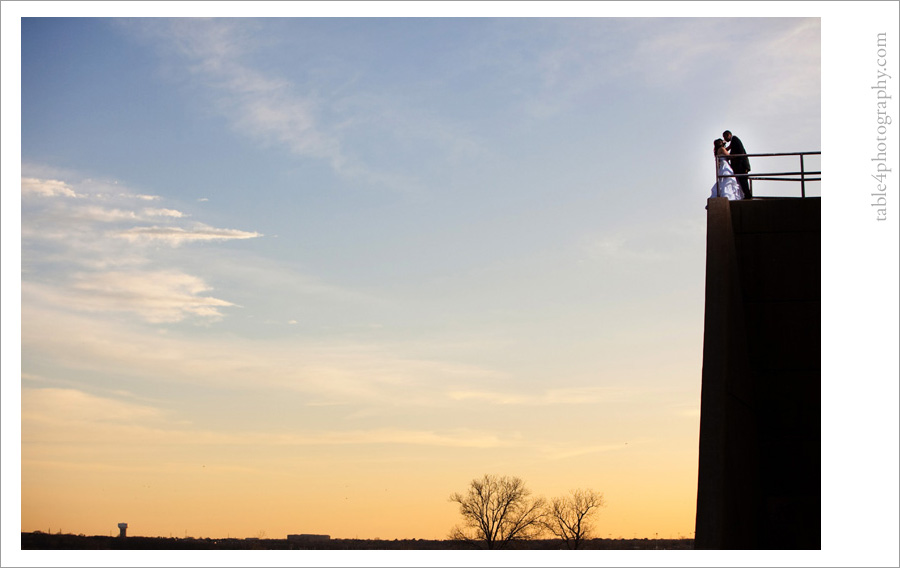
xmin=117 ymin=523 xmax=128 ymax=538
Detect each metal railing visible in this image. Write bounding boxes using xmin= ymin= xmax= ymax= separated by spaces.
xmin=715 ymin=151 xmax=821 ymax=198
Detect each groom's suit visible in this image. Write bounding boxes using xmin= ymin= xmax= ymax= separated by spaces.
xmin=727 ymin=135 xmax=752 ymax=198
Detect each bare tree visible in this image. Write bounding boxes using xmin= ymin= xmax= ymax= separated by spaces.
xmin=545 ymin=488 xmax=605 ymax=549
xmin=449 ymin=474 xmax=547 ymax=549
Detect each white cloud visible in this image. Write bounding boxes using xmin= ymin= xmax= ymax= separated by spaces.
xmin=21 ymin=177 xmax=82 ymax=198
xmin=72 ymin=205 xmax=139 ymax=223
xmin=25 ymin=270 xmax=236 ymax=323
xmin=114 ymin=224 xmax=261 ymax=245
xmin=22 ymin=176 xmax=259 ymax=248
xmin=74 ymin=270 xmax=235 ymax=322
xmin=21 ymin=175 xmax=261 ymax=292
xmin=144 ymin=208 xmax=186 ymax=218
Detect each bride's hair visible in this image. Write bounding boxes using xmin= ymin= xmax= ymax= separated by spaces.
xmin=713 ymin=138 xmax=725 ymax=155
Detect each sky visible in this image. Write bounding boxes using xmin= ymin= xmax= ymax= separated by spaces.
xmin=2 ymin=2 xmax=899 ymax=568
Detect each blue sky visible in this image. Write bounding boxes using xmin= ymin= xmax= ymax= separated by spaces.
xmin=19 ymin=16 xmax=822 ymax=348
xmin=3 ymin=3 xmax=899 ymax=567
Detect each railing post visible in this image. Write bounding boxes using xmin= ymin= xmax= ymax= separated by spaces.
xmin=800 ymin=154 xmax=806 ymax=198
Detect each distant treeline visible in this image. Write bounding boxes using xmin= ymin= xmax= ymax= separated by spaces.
xmin=21 ymin=532 xmax=694 ymax=550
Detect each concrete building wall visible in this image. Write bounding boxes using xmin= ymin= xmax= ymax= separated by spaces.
xmin=695 ymin=197 xmax=821 ymax=549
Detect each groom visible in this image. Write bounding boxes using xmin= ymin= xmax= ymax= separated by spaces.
xmin=723 ymin=130 xmax=752 ymax=198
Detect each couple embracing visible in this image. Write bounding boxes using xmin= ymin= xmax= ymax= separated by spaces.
xmin=710 ymin=130 xmax=752 ymax=200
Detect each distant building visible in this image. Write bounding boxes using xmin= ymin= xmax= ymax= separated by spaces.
xmin=117 ymin=523 xmax=127 ymax=538
xmin=287 ymin=534 xmax=331 ymax=542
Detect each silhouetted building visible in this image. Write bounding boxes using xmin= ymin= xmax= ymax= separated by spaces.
xmin=695 ymin=197 xmax=821 ymax=549
xmin=117 ymin=523 xmax=128 ymax=538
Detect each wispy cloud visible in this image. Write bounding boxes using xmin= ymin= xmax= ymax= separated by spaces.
xmin=23 ymin=388 xmax=163 ymax=426
xmin=22 ymin=174 xmax=259 ymax=323
xmin=627 ymin=19 xmax=725 ymax=85
xmin=511 ymin=18 xmax=819 ymax=122
xmin=131 ymin=19 xmax=345 ymax=168
xmin=121 ymin=19 xmax=480 ymax=194
xmin=629 ymin=18 xmax=820 ymax=130
xmin=71 ymin=205 xmax=140 ymax=223
xmin=25 ymin=271 xmax=236 ymax=323
xmin=23 ymin=388 xmax=508 ymax=449
xmin=88 ymin=271 xmax=228 ymax=321
xmin=542 ymin=443 xmax=630 ymax=461
xmin=21 ymin=301 xmax=506 ymax=407
xmin=744 ymin=18 xmax=821 ymax=118
xmin=21 ymin=177 xmax=83 ymax=198
xmin=447 ymin=385 xmax=644 ymax=406
xmin=144 ymin=208 xmax=186 ymax=218
xmin=115 ymin=224 xmax=260 ymax=245
xmin=577 ymin=217 xmax=707 ymax=266
xmin=579 ymin=232 xmax=671 ymax=265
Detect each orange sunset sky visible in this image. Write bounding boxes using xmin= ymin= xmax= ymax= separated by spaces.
xmin=3 ymin=3 xmax=898 ymax=567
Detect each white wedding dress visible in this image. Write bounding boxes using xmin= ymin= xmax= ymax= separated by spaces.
xmin=709 ymin=156 xmax=745 ymax=200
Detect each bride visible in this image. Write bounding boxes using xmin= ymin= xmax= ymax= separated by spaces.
xmin=710 ymin=138 xmax=745 ymax=200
